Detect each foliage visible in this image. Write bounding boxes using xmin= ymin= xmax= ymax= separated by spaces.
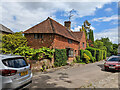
xmin=76 ymin=56 xmax=82 ymax=63
xmin=94 ymin=40 xmax=104 ymax=49
xmin=110 ymin=44 xmax=118 ymax=55
xmin=54 ymin=49 xmax=67 ymax=67
xmin=89 ymin=29 xmax=94 ymax=43
xmin=94 ymin=37 xmax=113 ymax=57
xmin=2 ymin=32 xmax=27 ymax=54
xmin=83 ymin=53 xmax=90 ymax=64
xmin=14 ymin=46 xmax=55 ymax=60
xmin=83 ymin=50 xmax=95 ymax=63
xmin=80 ymin=49 xmax=84 ymax=59
xmin=86 ymin=47 xmax=96 ymax=57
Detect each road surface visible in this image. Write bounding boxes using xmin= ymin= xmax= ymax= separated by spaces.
xmin=30 ymin=60 xmax=119 ymax=89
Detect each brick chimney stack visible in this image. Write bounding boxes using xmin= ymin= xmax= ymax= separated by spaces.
xmin=64 ymin=21 xmax=71 ymax=31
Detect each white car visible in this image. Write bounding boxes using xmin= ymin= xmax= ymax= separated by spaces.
xmin=0 ymin=54 xmax=32 ymax=89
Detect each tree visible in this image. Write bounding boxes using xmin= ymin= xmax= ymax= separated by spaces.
xmin=89 ymin=29 xmax=94 ymax=43
xmin=94 ymin=40 xmax=104 ymax=49
xmin=2 ymin=32 xmax=27 ymax=54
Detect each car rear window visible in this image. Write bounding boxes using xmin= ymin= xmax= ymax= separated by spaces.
xmin=2 ymin=57 xmax=28 ymax=68
xmin=108 ymin=57 xmax=120 ymax=61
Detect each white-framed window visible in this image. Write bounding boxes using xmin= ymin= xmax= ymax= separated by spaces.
xmin=68 ymin=49 xmax=74 ymax=57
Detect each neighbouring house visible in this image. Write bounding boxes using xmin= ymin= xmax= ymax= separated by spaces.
xmin=23 ymin=17 xmax=86 ymax=62
xmin=0 ymin=24 xmax=14 ymax=34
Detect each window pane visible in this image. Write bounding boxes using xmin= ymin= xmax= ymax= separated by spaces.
xmin=2 ymin=58 xmax=28 ymax=68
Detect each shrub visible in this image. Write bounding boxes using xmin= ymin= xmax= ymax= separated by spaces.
xmin=76 ymin=56 xmax=82 ymax=63
xmin=83 ymin=53 xmax=90 ymax=64
xmin=2 ymin=32 xmax=27 ymax=54
xmin=96 ymin=49 xmax=101 ymax=61
xmin=14 ymin=46 xmax=55 ymax=60
xmin=86 ymin=47 xmax=96 ymax=57
xmin=103 ymin=50 xmax=107 ymax=59
xmin=80 ymin=49 xmax=84 ymax=59
xmin=54 ymin=49 xmax=67 ymax=67
xmin=83 ymin=50 xmax=94 ymax=63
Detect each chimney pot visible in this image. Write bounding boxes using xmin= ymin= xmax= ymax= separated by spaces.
xmin=64 ymin=21 xmax=71 ymax=31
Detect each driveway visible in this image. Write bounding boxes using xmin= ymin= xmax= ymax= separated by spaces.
xmin=30 ymin=60 xmax=119 ymax=88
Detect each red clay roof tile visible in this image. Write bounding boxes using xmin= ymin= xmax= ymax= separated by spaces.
xmin=23 ymin=17 xmax=79 ymax=42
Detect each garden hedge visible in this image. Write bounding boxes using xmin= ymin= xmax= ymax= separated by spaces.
xmin=86 ymin=47 xmax=96 ymax=57
xmin=54 ymin=49 xmax=67 ymax=67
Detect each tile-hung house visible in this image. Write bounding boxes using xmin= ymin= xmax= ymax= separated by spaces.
xmin=0 ymin=24 xmax=14 ymax=34
xmin=23 ymin=17 xmax=86 ymax=62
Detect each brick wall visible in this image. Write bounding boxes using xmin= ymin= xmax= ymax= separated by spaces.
xmin=25 ymin=33 xmax=54 ymax=49
xmin=53 ymin=34 xmax=79 ymax=62
xmin=79 ymin=32 xmax=86 ymax=50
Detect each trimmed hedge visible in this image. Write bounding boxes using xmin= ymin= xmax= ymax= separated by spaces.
xmin=83 ymin=50 xmax=95 ymax=63
xmin=86 ymin=47 xmax=107 ymax=61
xmin=80 ymin=49 xmax=84 ymax=59
xmin=86 ymin=47 xmax=96 ymax=57
xmin=54 ymin=49 xmax=67 ymax=67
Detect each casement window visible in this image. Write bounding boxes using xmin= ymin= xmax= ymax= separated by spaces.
xmin=68 ymin=39 xmax=72 ymax=44
xmin=34 ymin=34 xmax=43 ymax=39
xmin=82 ymin=42 xmax=85 ymax=48
xmin=68 ymin=49 xmax=74 ymax=57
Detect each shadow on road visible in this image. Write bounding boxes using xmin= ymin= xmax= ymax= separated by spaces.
xmin=30 ymin=75 xmax=67 ymax=89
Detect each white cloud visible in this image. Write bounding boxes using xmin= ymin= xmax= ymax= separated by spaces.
xmin=94 ymin=27 xmax=118 ymax=44
xmin=90 ymin=26 xmax=95 ymax=30
xmin=104 ymin=8 xmax=112 ymax=12
xmin=91 ymin=15 xmax=118 ymax=22
xmin=0 ymin=1 xmax=118 ymax=32
xmin=72 ymin=25 xmax=81 ymax=31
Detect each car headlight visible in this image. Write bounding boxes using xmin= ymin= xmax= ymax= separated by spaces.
xmin=116 ymin=65 xmax=120 ymax=66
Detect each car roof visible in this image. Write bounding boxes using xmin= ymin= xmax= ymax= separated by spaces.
xmin=108 ymin=55 xmax=120 ymax=59
xmin=0 ymin=54 xmax=24 ymax=60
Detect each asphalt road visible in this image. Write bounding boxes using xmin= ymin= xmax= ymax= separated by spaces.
xmin=30 ymin=60 xmax=119 ymax=89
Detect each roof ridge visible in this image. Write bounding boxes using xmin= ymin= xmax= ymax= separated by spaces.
xmin=48 ymin=17 xmax=79 ymax=42
xmin=49 ymin=18 xmax=55 ymax=33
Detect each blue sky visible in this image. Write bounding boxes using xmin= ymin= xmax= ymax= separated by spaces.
xmin=0 ymin=1 xmax=119 ymax=44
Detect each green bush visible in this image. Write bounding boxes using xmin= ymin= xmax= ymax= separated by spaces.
xmin=83 ymin=50 xmax=94 ymax=63
xmin=76 ymin=56 xmax=82 ymax=63
xmin=80 ymin=49 xmax=84 ymax=59
xmin=96 ymin=49 xmax=101 ymax=61
xmin=2 ymin=32 xmax=27 ymax=54
xmin=103 ymin=50 xmax=107 ymax=59
xmin=14 ymin=46 xmax=55 ymax=60
xmin=54 ymin=49 xmax=67 ymax=67
xmin=86 ymin=47 xmax=96 ymax=57
xmin=83 ymin=53 xmax=90 ymax=64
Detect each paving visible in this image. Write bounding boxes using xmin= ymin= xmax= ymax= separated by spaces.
xmin=30 ymin=60 xmax=119 ymax=89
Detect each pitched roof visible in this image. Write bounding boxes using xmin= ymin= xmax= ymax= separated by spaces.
xmin=23 ymin=17 xmax=79 ymax=42
xmin=71 ymin=31 xmax=84 ymax=41
xmin=0 ymin=24 xmax=14 ymax=34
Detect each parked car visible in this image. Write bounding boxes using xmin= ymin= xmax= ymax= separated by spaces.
xmin=0 ymin=54 xmax=32 ymax=89
xmin=104 ymin=56 xmax=120 ymax=71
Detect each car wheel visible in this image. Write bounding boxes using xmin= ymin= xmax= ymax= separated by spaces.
xmin=104 ymin=67 xmax=107 ymax=71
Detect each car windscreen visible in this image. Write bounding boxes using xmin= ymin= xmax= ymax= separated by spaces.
xmin=2 ymin=57 xmax=28 ymax=68
xmin=107 ymin=57 xmax=120 ymax=62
